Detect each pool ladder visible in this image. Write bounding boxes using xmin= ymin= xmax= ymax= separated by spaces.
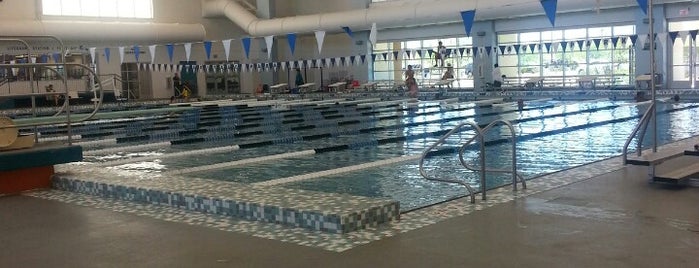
xmin=418 ymin=120 xmax=526 ymax=204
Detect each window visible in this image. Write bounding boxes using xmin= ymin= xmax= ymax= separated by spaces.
xmin=497 ymin=25 xmax=635 ymax=87
xmin=42 ymin=0 xmax=153 ymax=19
xmin=372 ymin=37 xmax=475 ymax=88
xmin=669 ymin=20 xmax=699 ymax=84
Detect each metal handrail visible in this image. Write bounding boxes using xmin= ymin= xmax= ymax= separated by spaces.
xmin=419 ymin=121 xmax=480 ymax=204
xmin=457 ymin=120 xmax=525 ymax=200
xmin=621 ymin=101 xmax=655 ymax=164
xmin=0 ymin=62 xmax=104 ymax=145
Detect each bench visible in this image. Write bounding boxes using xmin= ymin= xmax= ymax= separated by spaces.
xmin=297 ymin=82 xmax=315 ymax=93
xmin=578 ymin=76 xmax=596 ymax=89
xmin=626 ymin=142 xmax=699 ymax=184
xmin=435 ymin=78 xmax=455 ymax=87
xmin=360 ymin=82 xmax=378 ymax=90
xmin=328 ymin=81 xmax=346 ymax=92
xmin=524 ymin=78 xmax=544 ymax=90
xmin=270 ymin=83 xmax=288 ymax=94
xmin=653 ymin=161 xmax=699 ymax=182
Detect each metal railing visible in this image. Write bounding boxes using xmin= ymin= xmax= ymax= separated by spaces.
xmin=419 ymin=119 xmax=524 ymax=204
xmin=622 ymin=101 xmax=655 ymax=164
xmin=0 ymin=35 xmax=104 ymax=145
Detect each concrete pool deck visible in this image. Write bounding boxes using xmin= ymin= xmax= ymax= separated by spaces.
xmin=2 ymin=135 xmax=698 ymax=266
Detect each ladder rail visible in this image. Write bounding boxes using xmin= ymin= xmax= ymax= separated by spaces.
xmin=622 ymin=102 xmax=655 ymax=164
xmin=419 ymin=121 xmax=479 ymax=204
xmin=457 ymin=120 xmax=525 ymax=199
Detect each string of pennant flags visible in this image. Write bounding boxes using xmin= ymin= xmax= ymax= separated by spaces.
xmin=17 ymin=29 xmax=699 ymax=75
xmin=11 ymin=0 xmax=665 ymax=74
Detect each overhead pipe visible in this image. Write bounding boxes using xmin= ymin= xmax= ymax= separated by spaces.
xmin=203 ymin=0 xmax=688 ymax=37
xmin=0 ymin=20 xmax=206 ymax=43
xmin=203 ymin=0 xmax=478 ymax=36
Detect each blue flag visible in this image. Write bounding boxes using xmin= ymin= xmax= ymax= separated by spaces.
xmin=540 ymin=0 xmax=558 ymax=27
xmin=242 ymin=37 xmax=251 ymax=59
xmin=341 ymin=26 xmax=353 ymax=38
xmin=204 ymin=41 xmax=213 ymax=60
xmin=287 ymin=33 xmax=297 ymax=55
xmin=166 ymin=44 xmax=174 ymax=63
xmin=460 ymin=10 xmax=476 ymax=36
xmin=636 ymin=0 xmax=648 ymax=15
xmin=104 ymin=48 xmax=111 ymax=63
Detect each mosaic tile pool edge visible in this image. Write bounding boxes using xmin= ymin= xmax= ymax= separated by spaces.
xmin=51 ymin=175 xmax=399 ymax=234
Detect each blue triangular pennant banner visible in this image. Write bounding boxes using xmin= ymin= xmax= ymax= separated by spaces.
xmin=636 ymin=0 xmax=648 ymax=15
xmin=242 ymin=37 xmax=251 ymax=59
xmin=544 ymin=43 xmax=552 ymax=52
xmin=529 ymin=44 xmax=537 ymax=53
xmin=392 ymin=51 xmax=399 ymax=60
xmin=350 ymin=55 xmax=356 ymax=65
xmin=460 ymin=10 xmax=476 ymax=36
xmin=104 ymin=48 xmax=111 ymax=63
xmin=499 ymin=46 xmax=507 ymax=54
xmin=204 ymin=41 xmax=213 ymax=60
xmin=458 ymin=47 xmax=466 ymax=57
xmin=611 ymin=37 xmax=620 ymax=48
xmin=576 ymin=40 xmax=585 ymax=50
xmin=560 ymin=42 xmax=567 ymax=52
xmin=513 ymin=45 xmax=521 ymax=54
xmin=360 ymin=54 xmax=366 ymax=64
xmin=342 ymin=26 xmax=353 ymax=38
xmin=133 ymin=46 xmax=140 ymax=62
xmin=371 ymin=54 xmax=377 ymax=62
xmin=416 ymin=50 xmax=423 ymax=58
xmin=668 ymin=32 xmax=679 ymax=44
xmin=540 ymin=0 xmax=558 ymax=27
xmin=166 ymin=44 xmax=174 ymax=63
xmin=287 ymin=33 xmax=297 ymax=55
xmin=593 ymin=39 xmax=602 ymax=50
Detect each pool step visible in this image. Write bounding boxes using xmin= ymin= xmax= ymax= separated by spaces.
xmin=51 ymin=171 xmax=399 ymax=234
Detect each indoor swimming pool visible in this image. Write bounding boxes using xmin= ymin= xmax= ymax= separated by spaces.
xmin=34 ymin=97 xmax=699 ymax=211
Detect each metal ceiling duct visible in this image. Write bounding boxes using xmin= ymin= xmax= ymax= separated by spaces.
xmin=203 ymin=0 xmax=690 ymax=37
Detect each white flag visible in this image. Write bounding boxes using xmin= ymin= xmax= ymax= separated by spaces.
xmin=184 ymin=43 xmax=192 ymax=61
xmin=264 ymin=36 xmax=274 ymax=59
xmin=315 ymin=31 xmax=326 ymax=54
xmin=369 ymin=23 xmax=377 ymax=47
xmin=149 ymin=45 xmax=157 ymax=63
xmin=119 ymin=46 xmax=125 ymax=64
xmin=222 ymin=39 xmax=232 ymax=61
xmin=89 ymin=47 xmax=96 ymax=64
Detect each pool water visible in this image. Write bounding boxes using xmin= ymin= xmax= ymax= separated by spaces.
xmin=69 ymin=100 xmax=699 ymax=211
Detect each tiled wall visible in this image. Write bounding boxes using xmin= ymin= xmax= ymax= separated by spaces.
xmin=52 ymin=176 xmax=400 ymax=234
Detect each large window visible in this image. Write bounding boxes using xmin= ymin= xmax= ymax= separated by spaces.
xmin=373 ymin=37 xmax=475 ymax=88
xmin=497 ymin=25 xmax=635 ymax=86
xmin=42 ymin=0 xmax=153 ymax=19
xmin=669 ymin=20 xmax=699 ymax=86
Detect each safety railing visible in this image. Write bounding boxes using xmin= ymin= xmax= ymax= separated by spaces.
xmin=457 ymin=120 xmax=526 ymax=200
xmin=418 ymin=119 xmax=524 ymax=204
xmin=0 ymin=35 xmax=104 ymax=145
xmin=622 ymin=101 xmax=655 ymax=164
